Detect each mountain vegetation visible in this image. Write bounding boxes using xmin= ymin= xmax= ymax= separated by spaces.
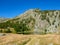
xmin=0 ymin=9 xmax=60 ymax=34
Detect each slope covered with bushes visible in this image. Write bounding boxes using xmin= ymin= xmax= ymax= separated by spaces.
xmin=0 ymin=9 xmax=60 ymax=34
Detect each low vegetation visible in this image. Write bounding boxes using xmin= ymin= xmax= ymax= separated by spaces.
xmin=0 ymin=34 xmax=60 ymax=45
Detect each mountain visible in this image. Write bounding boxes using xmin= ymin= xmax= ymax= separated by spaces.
xmin=0 ymin=17 xmax=10 ymax=23
xmin=0 ymin=9 xmax=60 ymax=34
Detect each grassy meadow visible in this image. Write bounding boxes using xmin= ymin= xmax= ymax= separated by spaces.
xmin=0 ymin=33 xmax=60 ymax=45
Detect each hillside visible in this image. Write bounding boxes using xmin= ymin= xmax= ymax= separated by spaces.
xmin=0 ymin=17 xmax=9 ymax=23
xmin=0 ymin=9 xmax=60 ymax=34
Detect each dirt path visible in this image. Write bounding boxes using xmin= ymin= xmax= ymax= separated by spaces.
xmin=25 ymin=37 xmax=40 ymax=45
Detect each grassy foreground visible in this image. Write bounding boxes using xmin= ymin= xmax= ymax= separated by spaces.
xmin=0 ymin=33 xmax=60 ymax=45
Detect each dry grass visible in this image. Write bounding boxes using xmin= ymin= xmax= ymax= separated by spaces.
xmin=0 ymin=33 xmax=31 ymax=45
xmin=0 ymin=34 xmax=60 ymax=45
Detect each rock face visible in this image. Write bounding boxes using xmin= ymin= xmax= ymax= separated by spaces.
xmin=0 ymin=9 xmax=60 ymax=34
xmin=15 ymin=9 xmax=60 ymax=34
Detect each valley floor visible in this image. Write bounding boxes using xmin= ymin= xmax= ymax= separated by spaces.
xmin=0 ymin=33 xmax=60 ymax=45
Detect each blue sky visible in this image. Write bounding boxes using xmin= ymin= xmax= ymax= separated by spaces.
xmin=0 ymin=0 xmax=60 ymax=18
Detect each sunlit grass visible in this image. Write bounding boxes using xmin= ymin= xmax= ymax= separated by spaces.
xmin=0 ymin=34 xmax=60 ymax=45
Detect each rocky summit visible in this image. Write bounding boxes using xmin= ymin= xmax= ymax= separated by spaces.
xmin=0 ymin=9 xmax=60 ymax=34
